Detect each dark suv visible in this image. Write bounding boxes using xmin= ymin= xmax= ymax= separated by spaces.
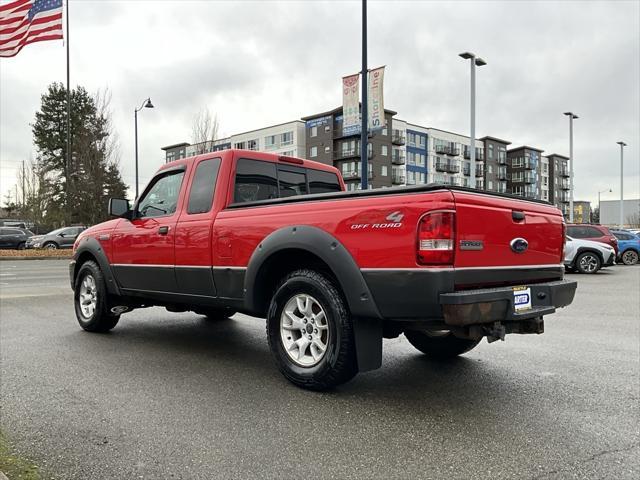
xmin=27 ymin=226 xmax=86 ymax=249
xmin=566 ymin=224 xmax=618 ymax=255
xmin=0 ymin=227 xmax=31 ymax=250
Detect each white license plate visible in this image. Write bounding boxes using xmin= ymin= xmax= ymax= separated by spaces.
xmin=513 ymin=286 xmax=532 ymax=312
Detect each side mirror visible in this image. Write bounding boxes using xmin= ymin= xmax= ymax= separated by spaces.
xmin=109 ymin=198 xmax=132 ymax=219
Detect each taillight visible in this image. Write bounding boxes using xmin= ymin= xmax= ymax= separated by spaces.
xmin=417 ymin=211 xmax=455 ymax=265
xmin=561 ymin=222 xmax=567 ymax=261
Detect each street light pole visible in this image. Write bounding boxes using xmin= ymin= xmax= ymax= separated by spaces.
xmin=460 ymin=52 xmax=486 ymax=189
xmin=360 ymin=0 xmax=368 ymax=190
xmin=564 ymin=112 xmax=578 ymax=222
xmin=134 ymin=98 xmax=155 ymax=199
xmin=598 ymin=188 xmax=611 ymax=223
xmin=617 ymin=141 xmax=627 ymax=228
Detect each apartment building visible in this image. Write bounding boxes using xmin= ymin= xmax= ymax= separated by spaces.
xmin=161 ymin=120 xmax=305 ymax=163
xmin=479 ymin=136 xmax=510 ymax=194
xmin=301 ymin=106 xmax=397 ymax=190
xmin=545 ymin=153 xmax=571 ymax=216
xmin=506 ymin=146 xmax=543 ymax=200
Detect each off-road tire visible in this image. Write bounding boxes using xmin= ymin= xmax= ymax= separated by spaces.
xmin=575 ymin=251 xmax=601 ymax=274
xmin=266 ymin=269 xmax=358 ymax=390
xmin=74 ymin=260 xmax=120 ymax=332
xmin=404 ymin=330 xmax=480 ymax=359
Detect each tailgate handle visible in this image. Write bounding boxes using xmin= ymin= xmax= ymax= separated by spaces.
xmin=512 ymin=210 xmax=525 ymax=222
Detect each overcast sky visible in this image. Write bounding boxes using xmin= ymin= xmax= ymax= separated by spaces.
xmin=1 ymin=0 xmax=639 ymax=206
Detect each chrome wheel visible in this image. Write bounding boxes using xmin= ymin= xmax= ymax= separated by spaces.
xmin=44 ymin=242 xmax=58 ymax=250
xmin=579 ymin=254 xmax=599 ymax=273
xmin=622 ymin=250 xmax=638 ymax=265
xmin=79 ymin=274 xmax=98 ymax=318
xmin=280 ymin=294 xmax=329 ymax=367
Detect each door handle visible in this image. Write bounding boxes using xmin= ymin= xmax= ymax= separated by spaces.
xmin=158 ymin=226 xmax=169 ymax=235
xmin=512 ymin=210 xmax=525 ymax=222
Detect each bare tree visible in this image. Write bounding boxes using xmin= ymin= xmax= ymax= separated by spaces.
xmin=191 ymin=107 xmax=219 ymax=154
xmin=627 ymin=212 xmax=640 ymax=228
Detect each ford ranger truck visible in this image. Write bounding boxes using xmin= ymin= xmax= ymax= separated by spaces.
xmin=70 ymin=149 xmax=577 ymax=390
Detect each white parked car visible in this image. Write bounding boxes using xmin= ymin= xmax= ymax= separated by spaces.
xmin=564 ymin=236 xmax=616 ymax=274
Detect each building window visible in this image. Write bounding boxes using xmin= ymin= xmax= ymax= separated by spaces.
xmin=247 ymin=139 xmax=258 ymax=151
xmin=310 ymin=126 xmax=318 ymax=137
xmin=324 ymin=146 xmax=331 ymax=153
xmin=281 ymin=131 xmax=293 ymax=146
xmin=310 ymin=146 xmax=317 ymax=158
xmin=382 ymin=126 xmax=388 ymax=136
xmin=381 ymin=145 xmax=388 ymax=156
xmin=407 ymin=151 xmax=415 ymax=165
xmin=418 ymin=135 xmax=426 ymax=148
xmin=265 ymin=135 xmax=277 ymax=150
xmin=416 ymin=153 xmax=425 ymax=166
xmin=234 ymin=141 xmax=246 ymax=149
xmin=381 ymin=165 xmax=388 ymax=176
xmin=487 ymin=164 xmax=493 ymax=174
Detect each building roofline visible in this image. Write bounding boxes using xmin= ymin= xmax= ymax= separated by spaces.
xmin=545 ymin=153 xmax=569 ymax=160
xmin=161 ymin=142 xmax=190 ymax=151
xmin=507 ymin=145 xmax=545 ymax=153
xmin=229 ymin=119 xmax=304 ymax=138
xmin=478 ymin=135 xmax=512 ymax=145
xmin=301 ymin=105 xmax=397 ymax=121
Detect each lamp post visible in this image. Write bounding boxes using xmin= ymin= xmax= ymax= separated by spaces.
xmin=617 ymin=141 xmax=627 ymax=227
xmin=134 ymin=98 xmax=154 ymax=199
xmin=563 ymin=112 xmax=578 ymax=222
xmin=459 ymin=52 xmax=486 ymax=189
xmin=598 ymin=188 xmax=612 ymax=224
xmin=360 ymin=0 xmax=368 ymax=190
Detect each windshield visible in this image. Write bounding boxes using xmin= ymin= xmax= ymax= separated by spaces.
xmin=47 ymin=227 xmax=65 ymax=235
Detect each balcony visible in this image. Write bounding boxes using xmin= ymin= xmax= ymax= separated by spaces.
xmin=558 ymin=167 xmax=570 ymax=177
xmin=524 ymin=172 xmax=536 ymax=184
xmin=561 ymin=179 xmax=570 ymax=190
xmin=498 ymin=167 xmax=508 ymax=180
xmin=391 ymin=130 xmax=406 ymax=145
xmin=435 ymin=161 xmax=460 ymax=174
xmin=498 ymin=155 xmax=508 ymax=165
xmin=392 ymin=151 xmax=406 ymax=165
xmin=435 ymin=145 xmax=459 ymax=156
xmin=392 ymin=174 xmax=405 ymax=185
xmin=496 ymin=182 xmax=508 ymax=193
xmin=342 ymin=170 xmax=373 ymax=181
xmin=334 ymin=148 xmax=360 ymax=160
xmin=524 ymin=158 xmax=537 ymax=169
xmin=463 ymin=149 xmax=485 ymax=161
xmin=476 ymin=165 xmax=484 ymax=177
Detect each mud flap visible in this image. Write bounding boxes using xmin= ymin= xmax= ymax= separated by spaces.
xmin=353 ymin=317 xmax=383 ymax=372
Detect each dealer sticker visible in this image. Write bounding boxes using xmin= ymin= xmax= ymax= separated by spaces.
xmin=513 ymin=286 xmax=532 ymax=312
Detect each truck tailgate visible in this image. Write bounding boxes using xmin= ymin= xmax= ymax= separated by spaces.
xmin=452 ymin=191 xmax=564 ymax=285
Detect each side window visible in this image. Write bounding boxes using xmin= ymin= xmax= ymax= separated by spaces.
xmin=585 ymin=227 xmax=603 ymax=237
xmin=278 ymin=167 xmax=307 ymax=198
xmin=137 ymin=170 xmax=185 ymax=218
xmin=234 ymin=158 xmax=278 ymax=203
xmin=308 ymin=169 xmax=341 ymax=194
xmin=187 ymin=158 xmax=221 ymax=214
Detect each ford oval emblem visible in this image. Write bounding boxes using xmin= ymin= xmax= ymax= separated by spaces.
xmin=510 ymin=238 xmax=529 ymax=253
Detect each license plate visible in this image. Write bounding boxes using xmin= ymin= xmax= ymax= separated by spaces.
xmin=513 ymin=286 xmax=532 ymax=312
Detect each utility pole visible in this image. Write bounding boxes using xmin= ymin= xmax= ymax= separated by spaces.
xmin=21 ymin=159 xmax=25 ymax=208
xmin=360 ymin=0 xmax=368 ymax=190
xmin=563 ymin=112 xmax=578 ymax=223
xmin=459 ymin=52 xmax=486 ymax=189
xmin=66 ymin=0 xmax=71 ymax=222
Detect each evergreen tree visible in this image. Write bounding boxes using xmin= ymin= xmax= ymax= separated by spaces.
xmin=31 ymin=82 xmax=128 ymax=226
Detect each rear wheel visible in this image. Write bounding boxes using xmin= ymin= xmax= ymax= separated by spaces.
xmin=621 ymin=250 xmax=639 ymax=266
xmin=575 ymin=251 xmax=601 ymax=274
xmin=404 ymin=330 xmax=480 ymax=359
xmin=43 ymin=241 xmax=58 ymax=250
xmin=266 ymin=269 xmax=357 ymax=390
xmin=74 ymin=260 xmax=120 ymax=332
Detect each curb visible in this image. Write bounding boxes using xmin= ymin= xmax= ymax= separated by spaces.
xmin=0 ymin=471 xmax=8 ymax=480
xmin=0 ymin=256 xmax=72 ymax=261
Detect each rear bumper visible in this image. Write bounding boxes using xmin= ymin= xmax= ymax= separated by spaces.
xmin=439 ymin=279 xmax=577 ymax=326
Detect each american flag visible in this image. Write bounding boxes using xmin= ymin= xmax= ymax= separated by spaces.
xmin=0 ymin=0 xmax=63 ymax=58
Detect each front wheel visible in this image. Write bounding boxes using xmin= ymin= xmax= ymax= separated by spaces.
xmin=43 ymin=242 xmax=58 ymax=250
xmin=404 ymin=330 xmax=480 ymax=359
xmin=575 ymin=251 xmax=601 ymax=274
xmin=16 ymin=242 xmax=25 ymax=250
xmin=621 ymin=250 xmax=639 ymax=266
xmin=74 ymin=260 xmax=120 ymax=332
xmin=266 ymin=269 xmax=357 ymax=390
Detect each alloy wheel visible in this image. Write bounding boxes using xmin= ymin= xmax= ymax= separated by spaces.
xmin=622 ymin=250 xmax=639 ymax=265
xmin=579 ymin=254 xmax=599 ymax=273
xmin=280 ymin=294 xmax=330 ymax=367
xmin=79 ymin=274 xmax=98 ymax=318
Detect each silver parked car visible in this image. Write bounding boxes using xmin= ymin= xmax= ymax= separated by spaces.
xmin=564 ymin=236 xmax=616 ymax=274
xmin=26 ymin=226 xmax=86 ymax=250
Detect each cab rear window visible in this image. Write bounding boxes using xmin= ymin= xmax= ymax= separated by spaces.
xmin=234 ymin=158 xmax=341 ymax=204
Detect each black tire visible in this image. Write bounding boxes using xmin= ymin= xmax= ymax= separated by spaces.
xmin=16 ymin=242 xmax=25 ymax=250
xmin=575 ymin=251 xmax=601 ymax=274
xmin=43 ymin=241 xmax=58 ymax=250
xmin=621 ymin=249 xmax=639 ymax=266
xmin=266 ymin=269 xmax=357 ymax=390
xmin=404 ymin=330 xmax=480 ymax=359
xmin=74 ymin=260 xmax=120 ymax=332
xmin=199 ymin=307 xmax=236 ymax=321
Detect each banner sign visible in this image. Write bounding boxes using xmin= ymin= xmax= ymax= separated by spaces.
xmin=342 ymin=73 xmax=360 ymax=133
xmin=368 ymin=66 xmax=385 ymax=131
xmin=305 ymin=115 xmax=331 ymax=129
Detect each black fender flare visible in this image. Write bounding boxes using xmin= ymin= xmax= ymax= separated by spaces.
xmin=72 ymin=236 xmax=121 ymax=296
xmin=243 ymin=226 xmax=383 ymax=372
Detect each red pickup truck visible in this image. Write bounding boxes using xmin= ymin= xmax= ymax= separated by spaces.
xmin=70 ymin=149 xmax=576 ymax=390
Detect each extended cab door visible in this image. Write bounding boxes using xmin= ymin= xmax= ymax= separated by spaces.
xmin=111 ymin=167 xmax=186 ymax=293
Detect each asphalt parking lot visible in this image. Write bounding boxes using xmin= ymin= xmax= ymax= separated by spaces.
xmin=1 ymin=260 xmax=638 ymax=479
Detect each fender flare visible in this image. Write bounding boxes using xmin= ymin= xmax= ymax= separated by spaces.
xmin=574 ymin=247 xmax=604 ymax=265
xmin=243 ymin=225 xmax=382 ymax=320
xmin=72 ymin=237 xmax=121 ymax=296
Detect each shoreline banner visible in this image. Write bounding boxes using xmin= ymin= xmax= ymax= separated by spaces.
xmin=368 ymin=66 xmax=385 ymax=131
xmin=342 ymin=73 xmax=360 ymax=134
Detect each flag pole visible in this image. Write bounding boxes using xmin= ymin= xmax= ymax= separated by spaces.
xmin=65 ymin=0 xmax=71 ymax=220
